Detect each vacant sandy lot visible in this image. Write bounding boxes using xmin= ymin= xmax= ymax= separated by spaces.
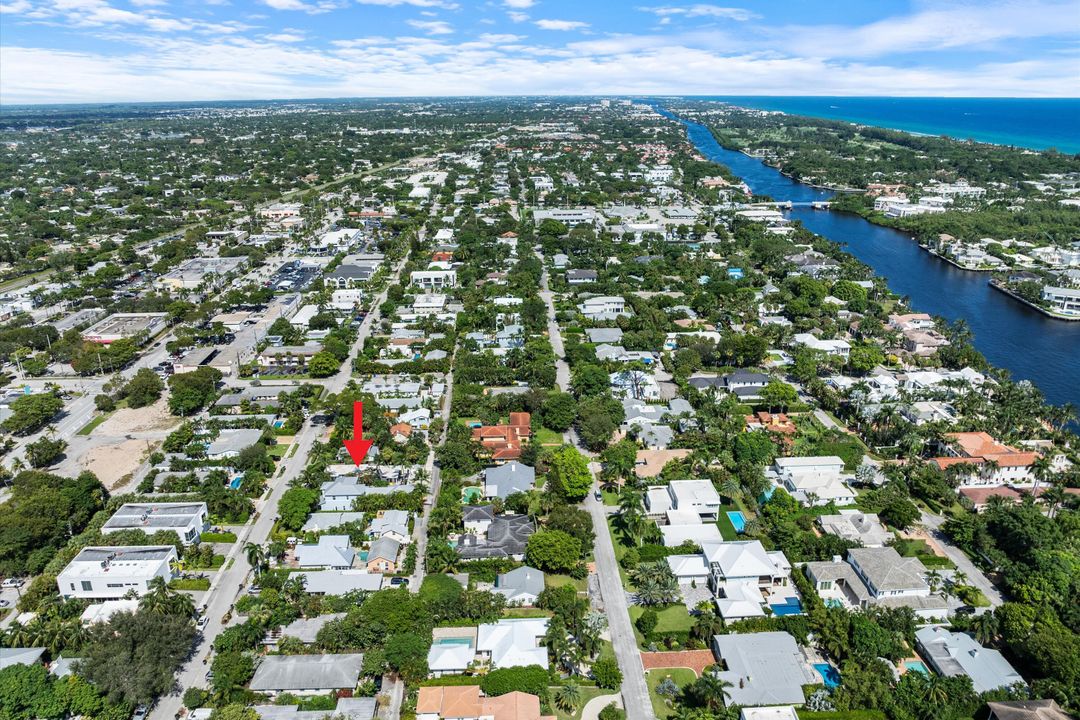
xmin=97 ymin=398 xmax=180 ymax=435
xmin=79 ymin=438 xmax=153 ymax=490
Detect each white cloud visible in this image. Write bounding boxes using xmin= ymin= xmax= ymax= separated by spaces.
xmin=534 ymin=18 xmax=587 ymax=30
xmin=261 ymin=0 xmax=340 ymax=13
xmin=639 ymin=5 xmax=757 ymax=21
xmin=407 ymin=18 xmax=452 ymax=34
xmin=0 ymin=0 xmax=33 ymax=11
xmin=507 ymin=11 xmax=528 ymax=22
xmin=355 ymin=0 xmax=459 ymax=7
xmin=503 ymin=0 xmax=533 ymax=7
xmin=264 ymin=31 xmax=306 ymax=42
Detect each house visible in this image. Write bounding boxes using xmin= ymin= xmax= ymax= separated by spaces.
xmin=367 ymin=536 xmax=402 ymax=573
xmin=1041 ymin=286 xmax=1080 ymax=316
xmin=585 ymin=327 xmax=623 ymax=344
xmin=804 ymin=549 xmax=947 ymax=617
xmin=666 ymin=554 xmax=710 ymax=584
xmin=206 ymin=429 xmax=264 ymax=460
xmin=458 ymin=515 xmax=534 ymax=561
xmin=703 ymin=541 xmax=792 ymax=620
xmin=0 ymin=648 xmax=46 ymax=669
xmin=318 ymin=480 xmax=416 ymax=512
xmin=931 ymin=432 xmax=1039 ymax=486
xmin=472 ymin=414 xmax=531 ymax=462
xmin=711 ymin=632 xmax=820 ymax=706
xmin=659 ymin=523 xmax=724 ymax=547
xmin=416 ymin=686 xmax=554 ymax=720
xmin=302 ymin=512 xmax=365 ymax=533
xmin=986 ymin=701 xmax=1072 ymax=720
xmin=689 ymin=372 xmax=769 ymax=401
xmin=427 ymin=629 xmax=478 ymax=677
xmin=566 ymin=269 xmax=597 ymax=285
xmin=771 ymin=457 xmax=856 ymax=506
xmin=57 ymin=546 xmax=177 ymax=600
xmin=296 ymin=535 xmax=356 ymax=569
xmin=79 ymin=599 xmax=140 ymax=625
xmin=295 ymin=570 xmax=383 ymax=595
xmin=101 ymin=502 xmax=208 ymax=545
xmin=817 ymin=510 xmax=891 ymax=548
xmin=368 ymin=510 xmax=410 ymax=543
xmin=412 ymin=270 xmax=457 ymax=290
xmin=792 ymin=333 xmax=851 ymax=360
xmin=249 ymin=654 xmax=364 ymax=696
xmin=578 ymin=296 xmax=628 ymax=321
xmin=609 ymin=369 xmax=661 ymax=401
xmin=483 ymin=462 xmax=535 ymax=499
xmin=477 ymin=618 xmax=549 ymax=669
xmin=463 ymin=505 xmax=495 ymax=535
xmin=915 ymin=626 xmax=1025 ymax=693
xmin=265 ymin=613 xmax=347 ymax=647
xmin=740 ymin=708 xmax=800 ymax=720
xmin=552 ymin=253 xmax=569 ymax=269
xmin=494 ymin=566 xmax=545 ymax=606
xmin=250 ymin=697 xmax=376 ymax=720
xmin=645 ymin=479 xmax=722 ymax=519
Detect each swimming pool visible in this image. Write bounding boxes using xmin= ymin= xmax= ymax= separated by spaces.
xmin=435 ymin=637 xmax=474 ymax=646
xmin=726 ymin=510 xmax=747 ymax=533
xmin=461 ymin=487 xmax=483 ymax=503
xmin=770 ymin=597 xmax=803 ymax=616
xmin=904 ymin=660 xmax=930 ymax=675
xmin=358 ymin=551 xmax=369 ymax=562
xmin=759 ymin=486 xmax=776 ymax=502
xmin=814 ymin=663 xmax=841 ymax=689
xmin=229 ymin=476 xmax=243 ymax=490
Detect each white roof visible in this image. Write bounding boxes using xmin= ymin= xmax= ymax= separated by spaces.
xmin=427 ymin=642 xmax=476 ymax=673
xmin=476 ymin=618 xmax=549 ymax=668
xmin=660 ymin=524 xmax=723 ymax=547
xmin=702 ymin=541 xmax=780 ymax=578
xmin=669 ymin=479 xmax=721 ymax=508
xmin=716 ymin=580 xmax=767 ymax=619
xmin=666 ymin=554 xmax=709 ymax=579
xmin=80 ymin=600 xmax=140 ymax=624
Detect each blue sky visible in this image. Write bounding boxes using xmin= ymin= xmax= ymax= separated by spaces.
xmin=1 ymin=0 xmax=1078 ymax=104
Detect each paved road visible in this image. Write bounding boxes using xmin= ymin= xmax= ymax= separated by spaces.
xmin=151 ymin=247 xmax=412 ymax=720
xmin=919 ymin=510 xmax=1005 ymax=608
xmin=537 ymin=257 xmax=654 ymax=720
xmin=586 ymin=491 xmax=653 ymax=720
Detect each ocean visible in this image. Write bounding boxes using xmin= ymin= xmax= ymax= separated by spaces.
xmin=687 ymin=96 xmax=1080 ymax=154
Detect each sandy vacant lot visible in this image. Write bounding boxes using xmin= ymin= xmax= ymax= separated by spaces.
xmin=96 ymin=398 xmax=180 ymax=435
xmin=79 ymin=438 xmax=153 ymax=490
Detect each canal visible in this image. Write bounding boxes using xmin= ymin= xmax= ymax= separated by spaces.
xmin=659 ymin=108 xmax=1080 ymax=413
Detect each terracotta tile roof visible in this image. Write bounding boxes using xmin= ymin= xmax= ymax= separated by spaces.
xmin=482 ymin=691 xmax=542 ymax=720
xmin=416 ymin=686 xmax=482 ymax=718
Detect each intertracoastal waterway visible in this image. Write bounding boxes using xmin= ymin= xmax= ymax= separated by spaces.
xmin=658 ymin=107 xmax=1080 ymax=413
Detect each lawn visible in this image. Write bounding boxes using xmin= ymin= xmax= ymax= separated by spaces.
xmin=893 ymin=538 xmax=956 ymax=570
xmin=200 ymin=531 xmax=238 ymax=544
xmin=503 ymin=607 xmax=553 ymax=619
xmin=715 ymin=501 xmax=740 ymax=541
xmin=77 ymin=412 xmax=113 ymax=436
xmin=268 ymin=444 xmax=289 ymax=458
xmin=629 ymin=604 xmax=694 ymax=647
xmin=546 ymin=574 xmax=588 ymax=592
xmin=535 ymin=427 xmax=564 ymax=446
xmin=601 ymin=489 xmax=620 ymax=506
xmin=549 ymin=686 xmax=611 ymax=720
xmin=646 ymin=668 xmax=697 ymax=719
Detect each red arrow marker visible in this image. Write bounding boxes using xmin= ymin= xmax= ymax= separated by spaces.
xmin=343 ymin=401 xmax=374 ymax=466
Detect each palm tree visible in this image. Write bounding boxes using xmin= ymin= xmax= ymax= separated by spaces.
xmin=926 ymin=569 xmax=943 ymax=597
xmin=283 ymin=575 xmax=308 ymax=608
xmin=555 ymin=683 xmax=582 ymax=712
xmin=1031 ymin=453 xmax=1054 ymax=495
xmin=693 ymin=670 xmax=733 ymax=711
xmin=922 ymin=675 xmax=950 ymax=707
xmin=719 ymin=477 xmax=741 ymax=503
xmin=691 ymin=612 xmax=724 ymax=642
xmin=244 ymin=542 xmax=268 ymax=578
xmin=973 ymin=611 xmax=999 ymax=646
xmin=952 ymin=570 xmax=968 ymax=588
xmin=140 ymin=576 xmax=174 ymax=615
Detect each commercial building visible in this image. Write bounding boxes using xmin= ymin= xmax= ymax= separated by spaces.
xmin=57 ymin=546 xmax=177 ymax=600
xmin=82 ymin=312 xmax=168 ymax=344
xmin=101 ymin=502 xmax=208 ymax=545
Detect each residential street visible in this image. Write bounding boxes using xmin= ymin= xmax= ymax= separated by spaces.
xmin=920 ymin=510 xmax=1005 ymax=608
xmin=150 ymin=249 xmax=412 ymax=720
xmin=538 ymin=260 xmax=655 ymax=720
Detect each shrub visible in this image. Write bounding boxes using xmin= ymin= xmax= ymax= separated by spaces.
xmin=480 ymin=665 xmax=552 ymax=701
xmin=636 ymin=608 xmax=658 ymax=636
xmin=591 ymin=657 xmax=622 ymax=690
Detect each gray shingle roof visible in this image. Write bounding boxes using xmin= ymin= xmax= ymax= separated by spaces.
xmin=249 ymin=653 xmax=364 ymax=691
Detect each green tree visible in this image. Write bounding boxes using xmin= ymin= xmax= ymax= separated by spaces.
xmin=25 ymin=436 xmax=67 ymax=468
xmin=548 ymin=445 xmax=592 ymax=500
xmin=124 ymin=368 xmax=165 ymax=408
xmin=591 ymin=657 xmax=623 ymax=690
xmin=384 ymin=632 xmax=430 ymax=683
xmin=759 ymin=381 xmax=797 ymax=412
xmin=526 ymin=530 xmax=582 ymax=574
xmin=277 ymin=487 xmax=319 ymax=531
xmin=2 ymin=391 xmax=64 ymax=435
xmin=542 ymin=391 xmax=577 ymax=432
xmin=307 ymin=351 xmax=341 ymax=378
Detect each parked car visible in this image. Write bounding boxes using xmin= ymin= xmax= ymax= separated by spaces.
xmin=1 ymin=578 xmax=24 ymax=589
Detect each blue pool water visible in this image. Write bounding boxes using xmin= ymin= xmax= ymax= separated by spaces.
xmin=825 ymin=599 xmax=844 ymax=609
xmin=770 ymin=597 xmax=804 ymax=616
xmin=435 ymin=637 xmax=474 ymax=646
xmin=726 ymin=511 xmax=747 ymax=533
xmin=358 ymin=551 xmax=369 ymax=562
xmin=814 ymin=663 xmax=841 ymax=689
xmin=229 ymin=476 xmax=242 ymax=490
xmin=905 ymin=660 xmax=930 ymax=675
xmin=274 ymin=419 xmax=286 ymax=429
